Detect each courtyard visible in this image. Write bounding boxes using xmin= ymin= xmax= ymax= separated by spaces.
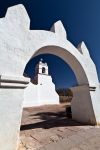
xmin=19 ymin=104 xmax=100 ymax=150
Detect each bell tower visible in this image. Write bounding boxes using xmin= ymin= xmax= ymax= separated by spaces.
xmin=24 ymin=58 xmax=59 ymax=107
xmin=35 ymin=58 xmax=49 ymax=75
xmin=33 ymin=59 xmax=49 ymax=84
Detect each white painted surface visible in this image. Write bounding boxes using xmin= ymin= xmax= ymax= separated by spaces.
xmin=0 ymin=75 xmax=29 ymax=150
xmin=0 ymin=4 xmax=98 ymax=86
xmin=23 ymin=74 xmax=59 ymax=107
xmin=0 ymin=4 xmax=100 ymax=150
xmin=24 ymin=82 xmax=59 ymax=107
xmin=71 ymin=85 xmax=96 ymax=124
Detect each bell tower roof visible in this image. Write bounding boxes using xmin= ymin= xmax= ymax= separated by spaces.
xmin=39 ymin=58 xmax=43 ymax=64
xmin=38 ymin=58 xmax=47 ymax=66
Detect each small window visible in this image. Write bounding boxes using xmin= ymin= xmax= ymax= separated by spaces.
xmin=42 ymin=67 xmax=45 ymax=74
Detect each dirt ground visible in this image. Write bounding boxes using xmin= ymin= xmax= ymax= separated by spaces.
xmin=19 ymin=104 xmax=100 ymax=150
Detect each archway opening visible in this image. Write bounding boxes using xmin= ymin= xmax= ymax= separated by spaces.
xmin=24 ymin=53 xmax=77 ymax=104
xmin=24 ymin=54 xmax=77 ymax=89
xmin=30 ymin=45 xmax=89 ymax=86
xmin=19 ymin=53 xmax=84 ymax=149
xmin=19 ymin=45 xmax=93 ymax=149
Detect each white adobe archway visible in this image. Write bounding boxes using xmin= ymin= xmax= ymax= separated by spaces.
xmin=0 ymin=4 xmax=100 ymax=150
xmin=31 ymin=45 xmax=92 ymax=85
xmin=25 ymin=45 xmax=98 ymax=125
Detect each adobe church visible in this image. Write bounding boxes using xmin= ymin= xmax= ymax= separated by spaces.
xmin=23 ymin=59 xmax=59 ymax=107
xmin=0 ymin=4 xmax=100 ymax=150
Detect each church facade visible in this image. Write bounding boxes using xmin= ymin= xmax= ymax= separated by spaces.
xmin=23 ymin=59 xmax=59 ymax=107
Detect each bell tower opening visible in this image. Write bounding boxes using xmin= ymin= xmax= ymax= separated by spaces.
xmin=42 ymin=67 xmax=46 ymax=74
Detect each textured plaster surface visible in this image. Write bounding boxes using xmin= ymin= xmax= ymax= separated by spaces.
xmin=0 ymin=4 xmax=100 ymax=150
xmin=0 ymin=4 xmax=99 ymax=86
xmin=71 ymin=85 xmax=96 ymax=124
xmin=0 ymin=89 xmax=23 ymax=150
xmin=0 ymin=75 xmax=29 ymax=150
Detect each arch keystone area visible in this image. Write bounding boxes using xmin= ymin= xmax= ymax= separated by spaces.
xmin=0 ymin=4 xmax=100 ymax=150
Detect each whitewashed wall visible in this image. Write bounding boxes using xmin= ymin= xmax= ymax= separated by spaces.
xmin=23 ymin=74 xmax=59 ymax=107
xmin=0 ymin=4 xmax=100 ymax=150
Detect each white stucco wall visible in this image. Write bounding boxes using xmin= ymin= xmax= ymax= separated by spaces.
xmin=23 ymin=74 xmax=59 ymax=107
xmin=0 ymin=75 xmax=29 ymax=150
xmin=0 ymin=4 xmax=99 ymax=87
xmin=71 ymin=85 xmax=96 ymax=124
xmin=0 ymin=4 xmax=100 ymax=150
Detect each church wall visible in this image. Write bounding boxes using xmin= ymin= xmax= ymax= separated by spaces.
xmin=23 ymin=75 xmax=59 ymax=107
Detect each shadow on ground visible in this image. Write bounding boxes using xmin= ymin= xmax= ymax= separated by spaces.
xmin=20 ymin=110 xmax=88 ymax=131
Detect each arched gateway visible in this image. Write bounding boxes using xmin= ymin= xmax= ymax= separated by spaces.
xmin=0 ymin=4 xmax=100 ymax=150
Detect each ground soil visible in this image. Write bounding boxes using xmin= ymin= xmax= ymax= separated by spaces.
xmin=19 ymin=104 xmax=100 ymax=150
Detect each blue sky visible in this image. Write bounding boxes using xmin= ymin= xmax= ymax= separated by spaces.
xmin=0 ymin=0 xmax=100 ymax=89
